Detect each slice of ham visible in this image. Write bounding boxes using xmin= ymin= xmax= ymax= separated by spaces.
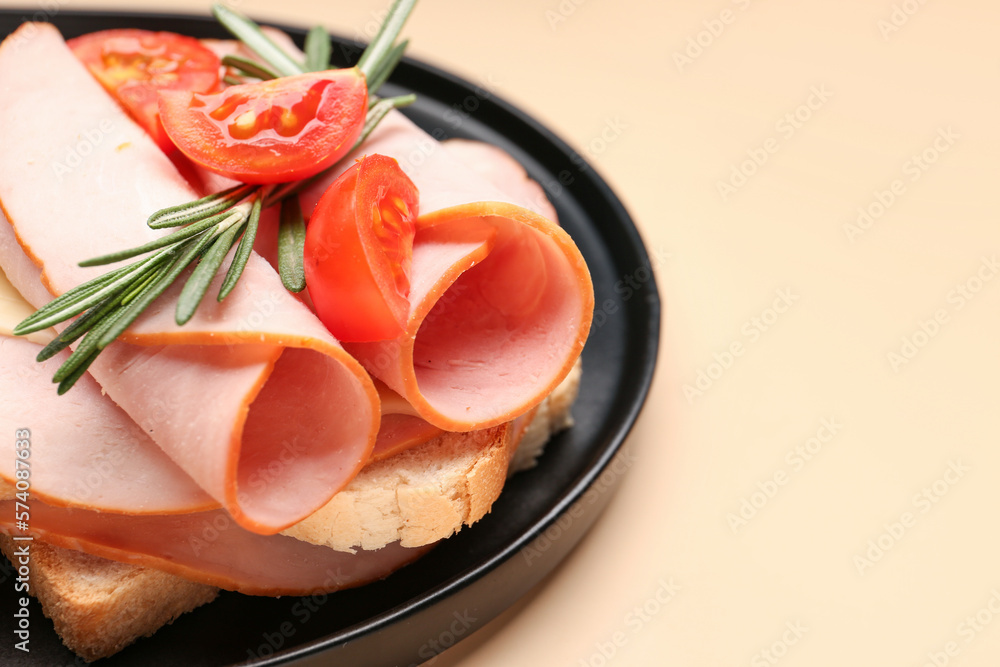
xmin=442 ymin=138 xmax=559 ymax=223
xmin=301 ymin=112 xmax=594 ymax=431
xmin=0 ymin=24 xmax=379 ymax=534
xmin=0 ymin=337 xmax=216 ymax=514
xmin=0 ymin=497 xmax=431 ymax=595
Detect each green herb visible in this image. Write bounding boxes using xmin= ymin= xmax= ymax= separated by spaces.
xmin=212 ymin=3 xmax=305 ymax=77
xmin=304 ymin=25 xmax=332 ymax=72
xmin=14 ymin=0 xmax=420 ymax=392
xmin=221 ymin=54 xmax=278 ymax=81
xmin=277 ymin=196 xmax=307 ymax=292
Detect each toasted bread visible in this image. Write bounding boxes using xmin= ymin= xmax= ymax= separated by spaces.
xmin=0 ymin=362 xmax=580 ymax=660
xmin=0 ymin=537 xmax=218 ymax=662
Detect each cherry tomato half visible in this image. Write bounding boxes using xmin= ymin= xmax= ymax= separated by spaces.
xmin=68 ymin=29 xmax=220 ymax=154
xmin=304 ymin=155 xmax=419 ymax=342
xmin=158 ymin=69 xmax=368 ymax=184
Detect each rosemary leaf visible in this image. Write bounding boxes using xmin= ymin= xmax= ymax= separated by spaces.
xmin=212 ymin=3 xmax=305 ymax=77
xmin=147 ymin=184 xmax=253 ymax=229
xmin=176 ymin=219 xmax=246 ymax=324
xmin=14 ymin=251 xmax=173 ymax=335
xmin=356 ymin=0 xmax=417 ymax=80
xmin=221 ymin=54 xmax=278 ymax=81
xmin=304 ymin=25 xmax=332 ymax=72
xmin=50 ymin=255 xmax=174 ymax=393
xmin=223 ymin=74 xmax=243 ymax=86
xmin=358 ymin=94 xmax=415 ymax=146
xmin=365 ymin=39 xmax=408 ymax=96
xmin=51 ymin=296 xmax=136 ymax=385
xmin=218 ymin=195 xmax=263 ymax=300
xmin=55 ymin=348 xmax=101 ymax=396
xmin=34 ymin=256 xmax=171 ymax=361
xmin=35 ymin=293 xmax=119 ymax=362
xmin=277 ymin=196 xmax=306 ymax=292
xmin=96 ymin=235 xmax=216 ymax=349
xmin=82 ymin=209 xmax=233 ymax=267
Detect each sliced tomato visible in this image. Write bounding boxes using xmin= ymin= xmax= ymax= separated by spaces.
xmin=158 ymin=70 xmax=367 ymax=185
xmin=304 ymin=155 xmax=419 ymax=342
xmin=68 ymin=29 xmax=220 ymax=154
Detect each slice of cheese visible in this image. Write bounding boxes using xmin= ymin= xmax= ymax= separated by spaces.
xmin=0 ymin=266 xmax=53 ymax=344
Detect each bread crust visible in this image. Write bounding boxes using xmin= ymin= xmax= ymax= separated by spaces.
xmin=0 ymin=536 xmax=218 ymax=661
xmin=282 ymin=358 xmax=582 ymax=552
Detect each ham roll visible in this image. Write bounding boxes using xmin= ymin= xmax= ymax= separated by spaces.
xmin=0 ymin=24 xmax=379 ymax=534
xmin=301 ymin=112 xmax=594 ymax=431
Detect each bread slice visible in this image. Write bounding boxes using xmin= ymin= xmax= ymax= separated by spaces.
xmin=283 ymin=358 xmax=581 ymax=552
xmin=0 ymin=360 xmax=581 ymax=660
xmin=0 ymin=537 xmax=218 ymax=662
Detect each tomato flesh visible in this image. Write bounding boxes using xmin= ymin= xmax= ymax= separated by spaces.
xmin=159 ymin=70 xmax=368 ymax=184
xmin=68 ymin=29 xmax=220 ymax=153
xmin=304 ymin=155 xmax=419 ymax=342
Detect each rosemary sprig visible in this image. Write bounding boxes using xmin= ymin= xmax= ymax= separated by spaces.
xmin=219 ymin=195 xmax=263 ymax=300
xmin=277 ymin=197 xmax=307 ymax=292
xmin=15 ymin=0 xmax=419 ymax=392
xmin=304 ymin=25 xmax=332 ymax=72
xmin=221 ymin=54 xmax=278 ymax=81
xmin=356 ymin=0 xmax=417 ymax=80
xmin=212 ymin=3 xmax=305 ymax=77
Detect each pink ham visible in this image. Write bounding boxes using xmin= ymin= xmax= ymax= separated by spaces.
xmin=0 ymin=337 xmax=215 ymax=514
xmin=0 ymin=24 xmax=379 ymax=534
xmin=0 ymin=499 xmax=431 ymax=595
xmin=442 ymin=138 xmax=559 ymax=223
xmin=301 ymin=112 xmax=594 ymax=431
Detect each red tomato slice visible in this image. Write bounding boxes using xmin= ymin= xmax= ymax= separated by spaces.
xmin=158 ymin=70 xmax=368 ymax=185
xmin=304 ymin=155 xmax=419 ymax=342
xmin=68 ymin=29 xmax=220 ymax=154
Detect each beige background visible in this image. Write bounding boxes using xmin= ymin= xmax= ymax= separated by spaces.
xmin=3 ymin=0 xmax=1000 ymax=665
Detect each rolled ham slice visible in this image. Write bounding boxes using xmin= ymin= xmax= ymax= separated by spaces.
xmin=0 ymin=497 xmax=431 ymax=595
xmin=301 ymin=112 xmax=594 ymax=431
xmin=0 ymin=337 xmax=216 ymax=514
xmin=0 ymin=24 xmax=379 ymax=534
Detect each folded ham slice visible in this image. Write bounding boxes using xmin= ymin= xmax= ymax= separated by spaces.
xmin=0 ymin=337 xmax=216 ymax=514
xmin=300 ymin=112 xmax=594 ymax=431
xmin=0 ymin=496 xmax=431 ymax=595
xmin=0 ymin=24 xmax=379 ymax=534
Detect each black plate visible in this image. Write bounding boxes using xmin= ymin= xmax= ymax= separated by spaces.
xmin=0 ymin=9 xmax=660 ymax=666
